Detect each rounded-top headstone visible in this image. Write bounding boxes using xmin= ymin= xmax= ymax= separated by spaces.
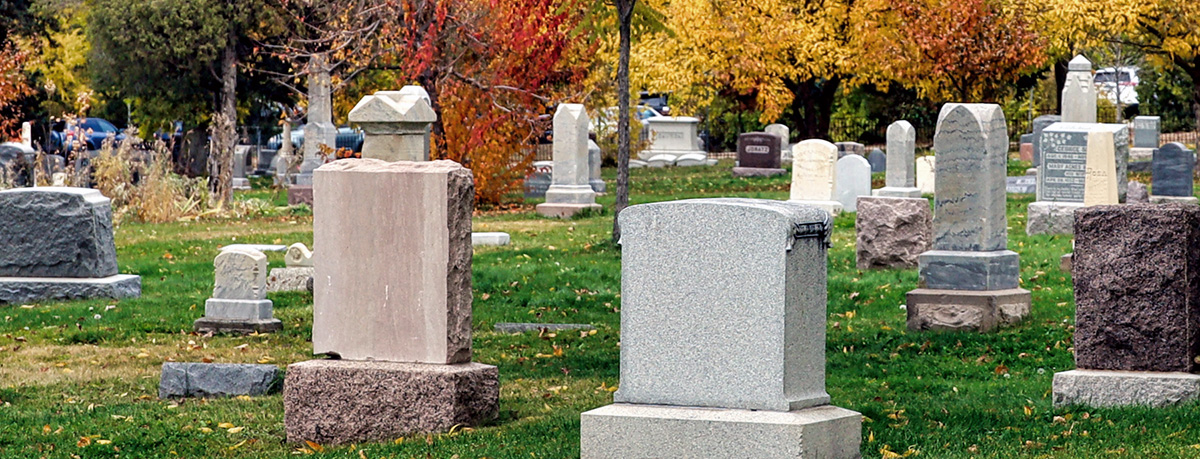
xmin=1152 ymin=143 xmax=1196 ymax=197
xmin=867 ymin=148 xmax=886 ymax=173
xmin=932 ymin=104 xmax=1008 ymax=252
xmin=790 ymin=139 xmax=839 ymax=201
xmin=0 ymin=187 xmax=119 ymax=278
xmin=213 ymin=247 xmax=269 ymax=301
xmin=285 ymin=242 xmax=314 ymax=267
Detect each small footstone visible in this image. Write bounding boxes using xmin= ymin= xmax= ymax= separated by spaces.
xmin=159 ymin=362 xmax=280 ymax=399
xmin=284 ymin=359 xmax=499 ymax=445
xmin=1060 ymin=253 xmax=1073 ymax=273
xmin=1053 ymin=370 xmax=1200 ymax=408
xmin=732 ymin=167 xmax=786 ymax=178
xmin=267 ymin=267 xmax=314 ymax=292
xmin=494 ymin=322 xmax=594 ymax=333
xmin=471 ymin=232 xmax=511 ymax=246
xmin=287 ymin=186 xmax=313 ymax=206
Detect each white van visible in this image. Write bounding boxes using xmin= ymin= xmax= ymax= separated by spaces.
xmin=1094 ymin=67 xmax=1139 ymax=108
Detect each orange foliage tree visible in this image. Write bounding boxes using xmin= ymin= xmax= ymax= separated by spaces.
xmin=874 ymin=0 xmax=1046 ymax=103
xmin=0 ymin=41 xmax=31 ymax=139
xmin=378 ymin=0 xmax=591 ymax=204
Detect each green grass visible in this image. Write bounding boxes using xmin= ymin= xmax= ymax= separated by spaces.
xmin=1 ymin=161 xmax=1198 ymax=458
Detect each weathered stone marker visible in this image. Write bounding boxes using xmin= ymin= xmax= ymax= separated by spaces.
xmin=580 ymin=198 xmax=860 ymax=458
xmin=906 ymin=104 xmax=1030 ymax=332
xmin=765 ymin=123 xmax=790 ymax=162
xmin=916 ymin=156 xmax=935 ymax=195
xmin=1054 ymin=204 xmax=1200 ymax=407
xmin=874 ymin=120 xmax=921 ymax=198
xmin=637 ymin=117 xmax=709 ymax=166
xmin=835 ymin=154 xmax=871 ymax=212
xmin=537 ymin=104 xmax=602 ymax=218
xmin=855 ymin=196 xmax=932 ymax=270
xmin=0 ymin=187 xmax=141 ymax=303
xmin=733 ymin=132 xmax=786 ymax=177
xmin=835 ymin=141 xmax=864 ymax=158
xmin=1131 ymin=115 xmax=1162 ymax=161
xmin=284 ymin=159 xmax=497 ymax=444
xmin=1031 ymin=114 xmax=1061 ymax=172
xmin=868 ymin=148 xmax=886 ymax=173
xmin=267 ymin=242 xmax=315 ymax=293
xmin=159 ymin=362 xmax=280 ymax=399
xmin=1151 ymin=143 xmax=1197 ymax=204
xmin=1026 ymin=122 xmax=1128 ymax=235
xmin=1062 ymin=55 xmax=1097 ymax=123
xmin=588 ymin=139 xmax=605 ymax=192
xmin=195 ymin=247 xmax=283 ymax=334
xmin=789 ymin=139 xmax=842 ymax=215
xmin=348 ymin=86 xmax=437 ymax=163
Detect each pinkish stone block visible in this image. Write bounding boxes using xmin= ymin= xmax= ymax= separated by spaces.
xmin=312 ymin=159 xmax=473 ymax=364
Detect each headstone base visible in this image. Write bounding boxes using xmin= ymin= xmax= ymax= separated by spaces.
xmin=1026 ymin=201 xmax=1084 ymax=235
xmin=637 ymin=149 xmax=706 ymax=162
xmin=536 ymin=203 xmax=602 ymax=218
xmin=293 ymin=172 xmax=314 ymax=187
xmin=647 ymin=154 xmax=674 ymax=167
xmin=284 ymin=359 xmax=499 ymax=445
xmin=1060 ymin=253 xmax=1073 ymax=273
xmin=590 ymin=179 xmax=607 ymax=193
xmin=1026 ymin=168 xmax=1038 ymax=176
xmin=580 ymin=403 xmax=861 ymax=459
xmin=872 ymin=187 xmax=922 ymax=198
xmin=1052 ymin=370 xmax=1200 ymax=408
xmin=1130 ymin=147 xmax=1156 ymax=161
xmin=193 ymin=317 xmax=283 ymax=334
xmin=918 ymin=250 xmax=1020 ymax=290
xmin=787 ymin=200 xmax=842 ymax=216
xmin=232 ymin=178 xmax=250 ymax=190
xmin=855 ymin=196 xmax=932 ymax=270
xmin=287 ymin=186 xmax=313 ymax=206
xmin=471 ymin=232 xmax=511 ymax=246
xmin=906 ymin=288 xmax=1031 ymax=332
xmin=0 ymin=274 xmax=141 ymax=304
xmin=544 ymin=185 xmax=598 ymax=204
xmin=1150 ymin=195 xmax=1199 ymax=205
xmin=732 ymin=167 xmax=787 ymax=178
xmin=674 ymin=154 xmax=714 ymax=167
xmin=205 ymin=298 xmax=273 ymax=320
xmin=628 ymin=159 xmax=648 ymax=169
xmin=267 ymin=267 xmax=314 ymax=292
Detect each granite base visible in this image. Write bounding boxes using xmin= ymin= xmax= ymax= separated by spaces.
xmin=732 ymin=167 xmax=787 ymax=178
xmin=1150 ymin=195 xmax=1199 ymax=205
xmin=872 ymin=187 xmax=923 ymax=198
xmin=1053 ymin=369 xmax=1200 ymax=408
xmin=536 ymin=202 xmax=602 ymax=218
xmin=0 ymin=274 xmax=141 ymax=304
xmin=284 ymin=359 xmax=499 ymax=445
xmin=906 ymin=288 xmax=1031 ymax=332
xmin=580 ymin=403 xmax=862 ymax=459
xmin=193 ymin=317 xmax=282 ymax=334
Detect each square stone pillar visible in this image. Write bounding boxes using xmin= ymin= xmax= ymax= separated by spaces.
xmin=537 ymin=104 xmax=601 ymax=218
xmin=874 ymin=120 xmax=922 ymax=198
xmin=906 ymin=104 xmax=1030 ymax=332
xmin=284 ymin=159 xmax=498 ymax=445
xmin=581 ymin=198 xmax=860 ymax=458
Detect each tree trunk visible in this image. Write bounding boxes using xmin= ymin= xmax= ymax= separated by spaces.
xmin=1053 ymin=56 xmax=1068 ymax=114
xmin=612 ymin=0 xmax=635 ymax=244
xmin=784 ymin=78 xmax=839 ymax=140
xmin=419 ymin=72 xmax=447 ymax=163
xmin=1187 ymin=63 xmax=1200 ymax=133
xmin=209 ymin=31 xmax=237 ymax=205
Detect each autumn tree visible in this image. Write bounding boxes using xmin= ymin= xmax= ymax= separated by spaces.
xmin=0 ymin=43 xmax=31 ymax=139
xmin=872 ymin=0 xmax=1046 ymax=103
xmin=1121 ymin=1 xmax=1200 ymax=128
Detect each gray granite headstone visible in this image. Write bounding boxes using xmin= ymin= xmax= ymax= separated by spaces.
xmin=737 ymin=133 xmax=782 ymax=169
xmin=524 ymin=161 xmax=553 ymax=198
xmin=1032 ymin=115 xmax=1061 ymax=168
xmin=931 ymin=104 xmax=1009 ymax=252
xmin=836 ymin=155 xmax=871 ymax=212
xmin=867 ymin=148 xmax=886 ymax=173
xmin=613 ymin=198 xmax=832 ymax=412
xmin=0 ymin=187 xmax=118 ymax=278
xmin=873 ymin=120 xmax=920 ymax=198
xmin=1134 ymin=116 xmax=1161 ymax=149
xmin=1007 ymin=176 xmax=1037 ymax=194
xmin=835 ymin=141 xmax=864 ymax=158
xmin=1152 ymin=143 xmax=1195 ymax=197
xmin=159 ymin=362 xmax=280 ymax=399
xmin=1020 ymin=133 xmax=1033 ymax=145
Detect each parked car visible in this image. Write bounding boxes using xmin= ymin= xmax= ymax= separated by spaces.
xmin=265 ymin=125 xmax=364 ymax=153
xmin=1094 ymin=66 xmax=1140 ymax=109
xmin=48 ymin=117 xmax=126 ymax=155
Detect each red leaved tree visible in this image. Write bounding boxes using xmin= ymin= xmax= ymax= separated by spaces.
xmin=0 ymin=42 xmax=31 ymax=140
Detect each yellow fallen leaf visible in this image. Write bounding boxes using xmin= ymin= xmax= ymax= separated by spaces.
xmin=136 ymin=353 xmax=150 ymax=358
xmin=96 ymin=439 xmax=112 ymax=445
xmin=305 ymin=440 xmax=324 ymax=452
xmin=235 ymin=395 xmax=251 ymax=401
xmin=217 ymin=422 xmax=234 ymax=429
xmin=229 ymin=439 xmax=247 ymax=450
xmin=227 ymin=426 xmax=244 ymax=434
xmin=77 ymin=437 xmax=92 ymax=447
xmin=199 ymin=427 xmax=213 ymax=433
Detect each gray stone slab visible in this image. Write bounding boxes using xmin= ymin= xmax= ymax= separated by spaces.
xmin=580 ymin=403 xmax=861 ymax=459
xmin=1053 ymin=369 xmax=1200 ymax=408
xmin=493 ymin=322 xmax=594 ymax=333
xmin=1026 ymin=201 xmax=1084 ymax=236
xmin=267 ymin=267 xmax=313 ymax=292
xmin=1006 ymin=176 xmax=1036 ymax=194
xmin=732 ymin=167 xmax=787 ymax=178
xmin=886 ymin=121 xmax=916 ymax=188
xmin=222 ymin=244 xmax=288 ymax=253
xmin=918 ymin=249 xmax=1020 ymax=290
xmin=1134 ymin=116 xmax=1161 ymax=148
xmin=868 ymin=148 xmax=886 ymax=173
xmin=872 ymin=187 xmax=923 ymax=198
xmin=1152 ymin=143 xmax=1195 ymax=197
xmin=1032 ymin=115 xmax=1061 ymax=168
xmin=931 ymin=104 xmax=1009 ymax=252
xmin=588 ymin=139 xmax=605 ymax=193
xmin=834 ymin=141 xmax=864 ymax=158
xmin=614 ymin=198 xmax=831 ymax=412
xmin=0 ymin=187 xmax=118 ymax=278
xmin=204 ymin=298 xmax=273 ymax=320
xmin=193 ymin=317 xmax=282 ymax=334
xmin=1150 ymin=195 xmax=1200 ymax=204
xmin=471 ymin=232 xmax=511 ymax=246
xmin=855 ymin=196 xmax=931 ymax=270
xmin=159 ymin=362 xmax=280 ymax=399
xmin=0 ymin=274 xmax=141 ymax=304
xmin=737 ymin=133 xmax=781 ymax=169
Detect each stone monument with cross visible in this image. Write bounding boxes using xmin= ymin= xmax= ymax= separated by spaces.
xmin=906 ymin=103 xmax=1031 ymax=332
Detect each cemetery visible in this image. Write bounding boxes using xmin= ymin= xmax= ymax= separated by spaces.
xmin=5 ymin=1 xmax=1200 ymax=458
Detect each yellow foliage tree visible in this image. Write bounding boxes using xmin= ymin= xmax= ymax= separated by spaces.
xmin=1121 ymin=1 xmax=1200 ymax=127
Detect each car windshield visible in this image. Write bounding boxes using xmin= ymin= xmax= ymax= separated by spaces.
xmin=80 ymin=119 xmax=118 ymax=133
xmin=1094 ymin=72 xmax=1132 ymax=84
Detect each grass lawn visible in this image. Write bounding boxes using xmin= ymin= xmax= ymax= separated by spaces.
xmin=2 ymin=159 xmax=1199 ymax=458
